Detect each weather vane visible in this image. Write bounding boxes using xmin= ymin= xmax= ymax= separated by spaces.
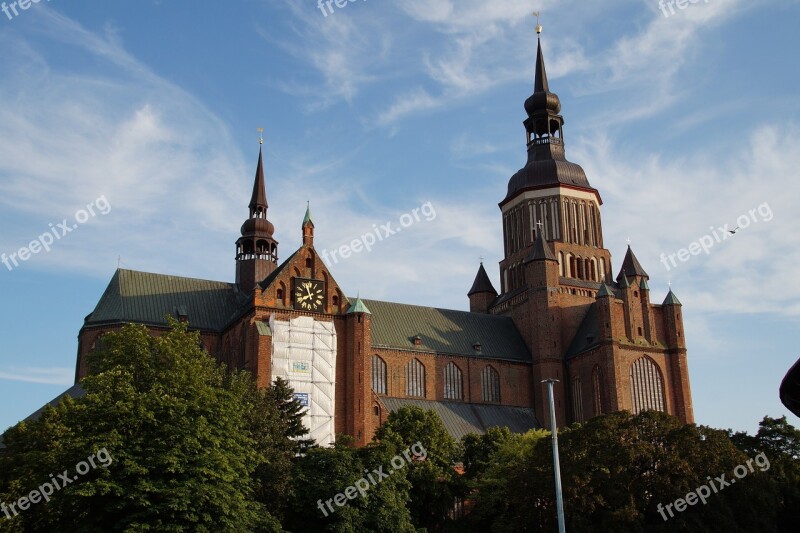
xmin=533 ymin=11 xmax=542 ymax=35
xmin=257 ymin=127 xmax=264 ymax=145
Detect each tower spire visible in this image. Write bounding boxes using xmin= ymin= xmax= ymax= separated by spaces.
xmin=236 ymin=137 xmax=279 ymax=294
xmin=250 ymin=147 xmax=268 ymax=215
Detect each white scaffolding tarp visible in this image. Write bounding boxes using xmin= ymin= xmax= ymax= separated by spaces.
xmin=270 ymin=315 xmax=337 ymax=446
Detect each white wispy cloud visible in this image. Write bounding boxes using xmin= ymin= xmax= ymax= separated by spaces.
xmin=0 ymin=367 xmax=74 ymax=386
xmin=573 ymin=123 xmax=800 ymax=316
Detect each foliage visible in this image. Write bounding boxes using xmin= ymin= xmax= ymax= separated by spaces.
xmin=0 ymin=320 xmax=288 ymax=532
xmin=374 ymin=406 xmax=463 ymax=530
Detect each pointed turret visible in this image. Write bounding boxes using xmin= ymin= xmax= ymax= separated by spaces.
xmin=302 ymin=202 xmax=314 ymax=247
xmin=236 ymin=146 xmax=279 ymax=294
xmin=527 ymin=230 xmax=557 ymax=263
xmin=617 ymin=245 xmax=649 ymax=281
xmin=468 ymin=263 xmax=498 ymax=314
xmin=596 ymin=283 xmax=614 ymax=298
xmin=346 ymin=296 xmax=371 ymax=315
xmin=663 ymin=289 xmax=682 ymax=306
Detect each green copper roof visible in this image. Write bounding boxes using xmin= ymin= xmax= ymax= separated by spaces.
xmin=346 ymin=296 xmax=371 ymax=315
xmin=84 ymin=269 xmax=245 ymax=332
xmin=662 ymin=289 xmax=682 ymax=306
xmin=302 ymin=202 xmax=313 ymax=226
xmin=362 ymin=299 xmax=530 ymax=362
xmin=639 ymin=277 xmax=649 ymax=291
xmin=618 ymin=274 xmax=630 ymax=288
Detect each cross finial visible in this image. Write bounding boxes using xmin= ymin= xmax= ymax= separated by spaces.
xmin=257 ymin=127 xmax=264 ymax=145
xmin=479 ymin=256 xmax=484 ymax=264
xmin=533 ymin=11 xmax=542 ymax=35
xmin=626 ymin=237 xmax=632 ymax=246
xmin=536 ymin=220 xmax=544 ymax=229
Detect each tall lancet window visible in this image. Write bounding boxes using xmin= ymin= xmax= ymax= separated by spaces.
xmin=630 ymin=356 xmax=666 ymax=414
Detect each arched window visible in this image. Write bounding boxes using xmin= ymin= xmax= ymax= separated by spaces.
xmin=372 ymin=355 xmax=387 ymax=395
xmin=572 ymin=376 xmax=584 ymax=423
xmin=592 ymin=365 xmax=604 ymax=416
xmin=630 ymin=356 xmax=666 ymax=414
xmin=481 ymin=365 xmax=501 ymax=403
xmin=405 ymin=359 xmax=426 ymax=398
xmin=558 ymin=252 xmax=565 ymax=277
xmin=444 ymin=362 xmax=463 ymax=400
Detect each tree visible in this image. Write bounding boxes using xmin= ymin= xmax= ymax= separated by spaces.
xmin=464 ymin=411 xmax=785 ymax=532
xmin=284 ymin=439 xmax=415 ymax=532
xmin=374 ymin=406 xmax=462 ymax=530
xmin=0 ymin=320 xmax=286 ymax=532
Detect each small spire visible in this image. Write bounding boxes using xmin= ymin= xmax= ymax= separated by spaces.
xmin=303 ymin=201 xmax=314 ymax=227
xmin=617 ymin=245 xmax=649 ymax=281
xmin=526 ymin=227 xmax=557 ymax=262
xmin=346 ymin=295 xmax=371 ymax=315
xmin=250 ymin=147 xmax=268 ymax=211
xmin=663 ymin=288 xmax=682 ymax=306
xmin=468 ymin=263 xmax=498 ymax=296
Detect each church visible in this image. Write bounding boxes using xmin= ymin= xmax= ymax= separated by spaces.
xmin=74 ymin=34 xmax=694 ymax=447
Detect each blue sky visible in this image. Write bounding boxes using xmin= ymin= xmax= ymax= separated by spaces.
xmin=1 ymin=0 xmax=799 ymax=435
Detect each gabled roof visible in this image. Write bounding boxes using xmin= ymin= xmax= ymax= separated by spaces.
xmin=379 ymin=397 xmax=539 ymax=440
xmin=362 ymin=299 xmax=530 ymax=362
xmin=84 ymin=269 xmax=245 ymax=332
xmin=468 ymin=263 xmax=497 ymax=296
xmin=258 ymin=250 xmax=298 ymax=292
xmin=617 ymin=245 xmax=649 ymax=280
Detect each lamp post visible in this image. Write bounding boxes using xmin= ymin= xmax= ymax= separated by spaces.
xmin=542 ymin=378 xmax=566 ymax=533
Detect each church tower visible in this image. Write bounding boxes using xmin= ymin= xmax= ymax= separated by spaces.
xmin=236 ymin=145 xmax=279 ymax=294
xmin=499 ymin=31 xmax=612 ymax=293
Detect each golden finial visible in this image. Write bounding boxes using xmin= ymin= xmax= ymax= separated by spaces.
xmin=533 ymin=11 xmax=542 ymax=35
xmin=257 ymin=127 xmax=264 ymax=145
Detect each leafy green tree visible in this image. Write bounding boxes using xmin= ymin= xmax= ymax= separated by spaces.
xmin=464 ymin=411 xmax=784 ymax=532
xmin=0 ymin=320 xmax=286 ymax=532
xmin=284 ymin=439 xmax=415 ymax=532
xmin=461 ymin=426 xmax=515 ymax=480
xmin=374 ymin=406 xmax=461 ymax=530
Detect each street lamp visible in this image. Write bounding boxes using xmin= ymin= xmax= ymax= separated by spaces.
xmin=542 ymin=378 xmax=566 ymax=533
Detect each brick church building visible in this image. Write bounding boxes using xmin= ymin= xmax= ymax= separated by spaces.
xmin=74 ymin=34 xmax=693 ymax=447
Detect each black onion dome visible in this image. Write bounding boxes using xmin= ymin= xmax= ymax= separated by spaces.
xmin=240 ymin=217 xmax=274 ymax=236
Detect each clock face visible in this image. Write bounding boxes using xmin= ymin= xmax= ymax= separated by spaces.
xmin=294 ymin=278 xmax=325 ymax=312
